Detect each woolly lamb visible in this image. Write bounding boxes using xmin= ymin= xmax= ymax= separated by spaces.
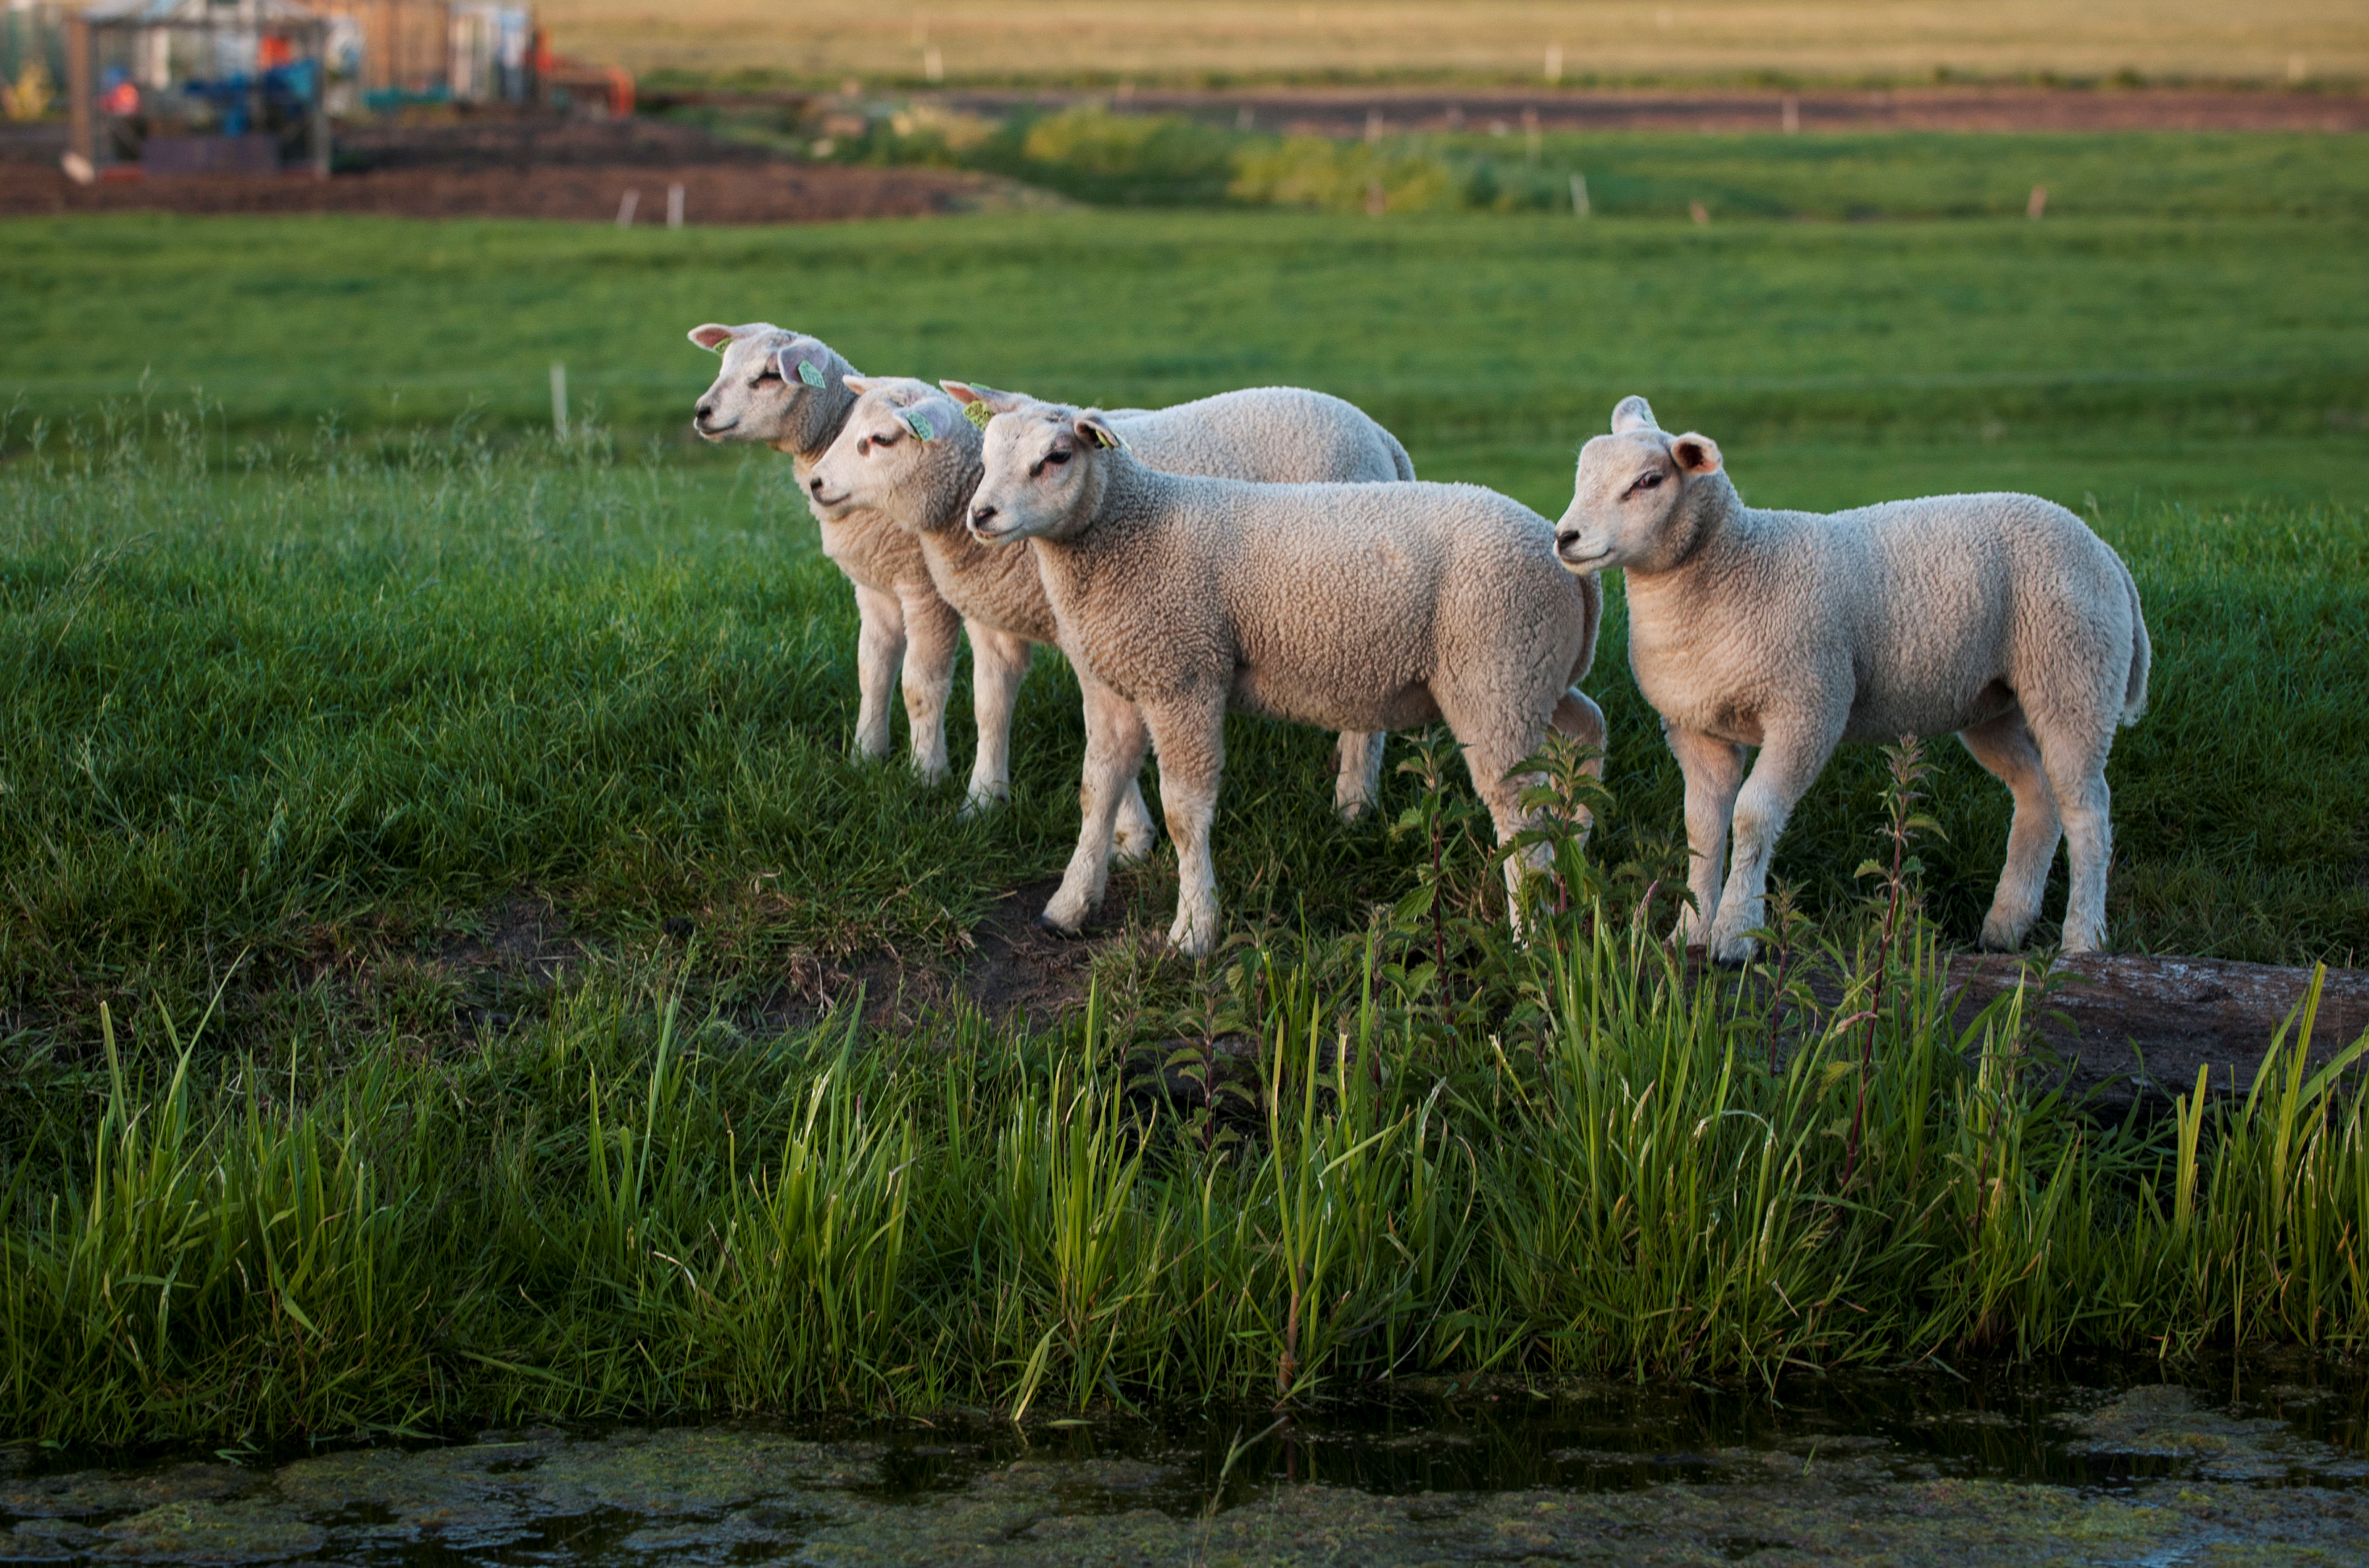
xmin=806 ymin=379 xmax=1416 ymax=831
xmin=1553 ymin=395 xmax=2150 ymax=963
xmin=964 ymin=393 xmax=1606 ymax=957
xmin=688 ymin=322 xmax=960 ymax=779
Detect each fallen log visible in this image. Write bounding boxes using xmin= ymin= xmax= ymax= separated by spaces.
xmin=1941 ymin=953 xmax=2369 ymax=1117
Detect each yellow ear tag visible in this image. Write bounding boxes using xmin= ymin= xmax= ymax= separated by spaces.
xmin=797 ymin=359 xmax=827 ymax=388
xmin=903 ymin=409 xmax=936 ymax=441
xmin=1088 ymin=425 xmax=1120 ymax=450
xmin=961 ymin=400 xmax=994 ymax=432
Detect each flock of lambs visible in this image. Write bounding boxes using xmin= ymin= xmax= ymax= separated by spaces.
xmin=688 ymin=323 xmax=2151 ymax=963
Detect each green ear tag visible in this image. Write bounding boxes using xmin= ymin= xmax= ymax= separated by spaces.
xmin=904 ymin=409 xmax=936 ymax=441
xmin=797 ymin=359 xmax=826 ymax=389
xmin=961 ymin=400 xmax=994 ymax=432
xmin=1089 ymin=425 xmax=1120 ymax=450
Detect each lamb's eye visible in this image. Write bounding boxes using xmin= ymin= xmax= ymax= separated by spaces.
xmin=754 ymin=369 xmax=780 ymax=385
xmin=874 ymin=430 xmax=899 ymax=448
xmin=1637 ymin=471 xmax=1664 ymax=491
xmin=1044 ymin=449 xmax=1071 ymax=467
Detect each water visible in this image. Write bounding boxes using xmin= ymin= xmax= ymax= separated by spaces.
xmin=8 ymin=1358 xmax=2369 ymax=1565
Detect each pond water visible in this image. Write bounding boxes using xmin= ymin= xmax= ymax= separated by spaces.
xmin=8 ymin=1359 xmax=2369 ymax=1565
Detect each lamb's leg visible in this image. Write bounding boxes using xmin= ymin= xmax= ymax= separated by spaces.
xmin=1703 ymin=724 xmax=1839 ymax=966
xmin=1041 ymin=675 xmax=1151 ymax=935
xmin=2031 ymin=724 xmax=2116 ymax=955
xmin=849 ymin=582 xmax=905 ymax=762
xmin=1663 ymin=723 xmax=1746 ymax=949
xmin=1112 ymin=756 xmax=1158 ymax=864
xmin=1550 ymin=687 xmax=1609 ymax=841
xmin=1958 ymin=709 xmax=2062 ymax=952
xmin=1143 ymin=694 xmax=1228 ymax=958
xmin=1332 ymin=731 xmax=1386 ymax=820
xmin=897 ymin=582 xmax=961 ymax=783
xmin=961 ymin=625 xmax=1034 ymax=817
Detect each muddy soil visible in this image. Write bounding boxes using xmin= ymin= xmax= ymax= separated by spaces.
xmin=0 ymin=116 xmax=1040 ymax=222
xmin=9 ymin=1368 xmax=2369 ymax=1564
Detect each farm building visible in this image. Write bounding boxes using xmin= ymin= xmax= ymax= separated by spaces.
xmin=59 ymin=0 xmax=537 ymax=179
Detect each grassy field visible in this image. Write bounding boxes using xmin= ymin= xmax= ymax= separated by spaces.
xmin=3 ymin=138 xmax=2368 ymax=1443
xmin=537 ymin=0 xmax=2369 ymax=87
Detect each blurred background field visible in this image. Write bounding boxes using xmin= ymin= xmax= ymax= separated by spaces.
xmin=538 ymin=0 xmax=2369 ymax=88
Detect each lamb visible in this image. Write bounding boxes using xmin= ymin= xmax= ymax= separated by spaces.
xmin=805 ymin=379 xmax=1417 ymax=831
xmin=688 ymin=322 xmax=961 ymax=779
xmin=962 ymin=392 xmax=1606 ymax=957
xmin=1552 ymin=395 xmax=2151 ymax=963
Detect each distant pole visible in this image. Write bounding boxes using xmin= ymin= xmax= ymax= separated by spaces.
xmin=923 ymin=44 xmax=943 ymax=82
xmin=1569 ymin=171 xmax=1589 ymax=217
xmin=1236 ymin=104 xmax=1253 ymax=130
xmin=1544 ymin=42 xmax=1562 ymax=84
xmin=66 ymin=16 xmax=91 ymax=170
xmin=666 ymin=182 xmax=684 ymax=229
xmin=2288 ymin=53 xmax=2308 ymax=83
xmin=1365 ymin=106 xmax=1384 ymax=144
xmin=615 ymin=188 xmax=639 ymax=227
xmin=550 ymin=363 xmax=569 ymax=441
xmin=2026 ymin=184 xmax=2047 ymax=219
xmin=1522 ymin=105 xmax=1540 ymax=165
xmin=1782 ymin=95 xmax=1800 ymax=133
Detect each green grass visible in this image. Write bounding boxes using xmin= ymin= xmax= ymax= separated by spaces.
xmin=1 ymin=169 xmax=2366 ymax=1443
xmin=7 ymin=905 xmax=2369 ymax=1447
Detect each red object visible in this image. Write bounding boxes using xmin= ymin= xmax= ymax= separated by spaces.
xmin=258 ymin=34 xmax=293 ymax=67
xmin=98 ymin=80 xmax=138 ymax=115
xmin=98 ymin=163 xmax=143 ymax=182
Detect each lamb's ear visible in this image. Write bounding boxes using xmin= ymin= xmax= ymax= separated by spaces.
xmin=1611 ymin=395 xmax=1657 ymax=434
xmin=840 ymin=375 xmax=884 ymax=395
xmin=1670 ymin=432 xmax=1723 ymax=474
xmin=689 ymin=323 xmax=738 ymax=352
xmin=940 ymin=380 xmax=1035 ymax=414
xmin=1073 ymin=411 xmax=1124 ymax=451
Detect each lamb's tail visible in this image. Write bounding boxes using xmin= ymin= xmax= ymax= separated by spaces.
xmin=2120 ymin=569 xmax=2151 ymax=725
xmin=1382 ymin=427 xmax=1416 ymax=481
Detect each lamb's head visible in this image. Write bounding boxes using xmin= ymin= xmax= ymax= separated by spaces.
xmin=806 ymin=377 xmax=975 ymax=530
xmin=686 ymin=322 xmax=855 ymax=455
xmin=949 ymin=381 xmax=1122 ymax=547
xmin=1553 ymin=395 xmax=1730 ymax=575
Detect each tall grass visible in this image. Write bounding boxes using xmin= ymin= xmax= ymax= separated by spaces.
xmin=7 ymin=880 xmax=2367 ymax=1447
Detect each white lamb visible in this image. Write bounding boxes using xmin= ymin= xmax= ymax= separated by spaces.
xmin=963 ymin=392 xmax=1606 ymax=957
xmin=1552 ymin=395 xmax=2151 ymax=963
xmin=805 ymin=379 xmax=1416 ymax=834
xmin=689 ymin=322 xmax=959 ymax=779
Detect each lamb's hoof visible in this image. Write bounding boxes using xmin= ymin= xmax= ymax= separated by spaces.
xmin=1113 ymin=827 xmax=1157 ymax=864
xmin=1978 ymin=916 xmax=2030 ymax=954
xmin=1705 ymin=932 xmax=1757 ymax=968
xmin=1165 ymin=913 xmax=1216 ymax=959
xmin=958 ymin=790 xmax=1007 ymax=822
xmin=1036 ymin=910 xmax=1087 ymax=940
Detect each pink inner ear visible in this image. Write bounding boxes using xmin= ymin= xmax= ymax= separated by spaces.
xmin=689 ymin=324 xmax=737 ymax=350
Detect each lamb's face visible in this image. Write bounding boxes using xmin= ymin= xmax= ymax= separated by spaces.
xmin=967 ymin=403 xmax=1109 ymax=547
xmin=807 ymin=381 xmax=962 ymax=528
xmin=687 ymin=323 xmax=836 ymax=450
xmin=1553 ymin=406 xmax=1725 ymax=575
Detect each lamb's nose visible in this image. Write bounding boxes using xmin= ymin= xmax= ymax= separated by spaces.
xmin=971 ymin=504 xmax=998 ymax=526
xmin=808 ymin=474 xmax=826 ymax=496
xmin=695 ymin=403 xmax=714 ymax=424
xmin=1555 ymin=530 xmax=1580 ymax=551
